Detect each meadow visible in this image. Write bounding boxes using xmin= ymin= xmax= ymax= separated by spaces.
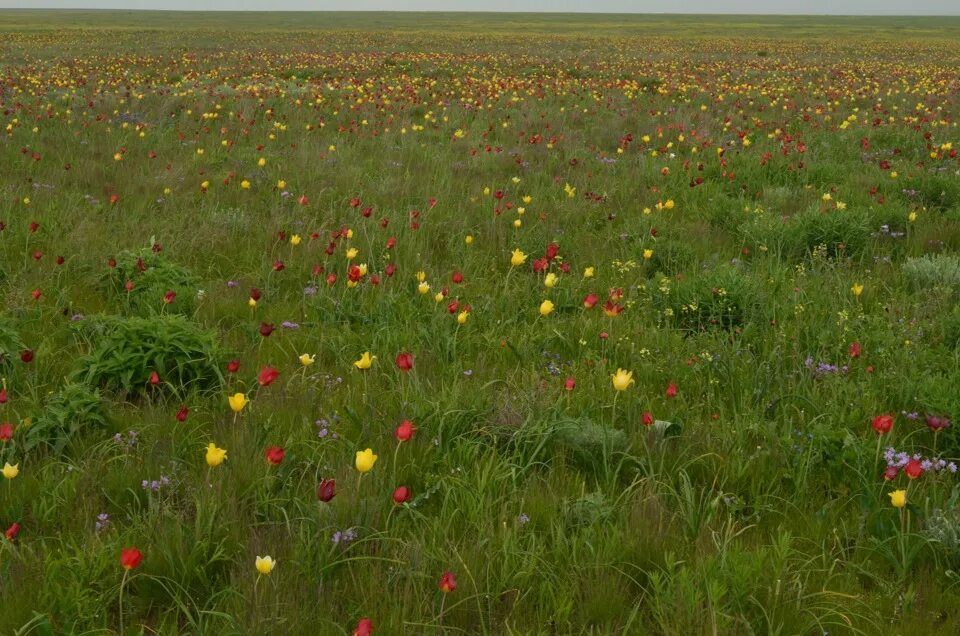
xmin=1 ymin=9 xmax=960 ymax=634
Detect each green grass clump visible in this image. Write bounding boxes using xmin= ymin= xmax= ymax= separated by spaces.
xmin=100 ymin=248 xmax=200 ymax=316
xmin=70 ymin=315 xmax=224 ymax=395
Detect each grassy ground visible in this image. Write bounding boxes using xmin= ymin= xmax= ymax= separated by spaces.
xmin=2 ymin=10 xmax=960 ymax=635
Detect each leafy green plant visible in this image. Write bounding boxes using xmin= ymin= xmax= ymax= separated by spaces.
xmin=101 ymin=247 xmax=200 ymax=315
xmin=653 ymin=264 xmax=765 ymax=332
xmin=70 ymin=315 xmax=224 ymax=395
xmin=25 ymin=383 xmax=106 ymax=453
xmin=0 ymin=314 xmax=25 ymax=366
xmin=739 ymin=206 xmax=871 ymax=259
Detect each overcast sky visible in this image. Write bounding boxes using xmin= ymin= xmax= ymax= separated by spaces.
xmin=0 ymin=1 xmax=957 ymax=14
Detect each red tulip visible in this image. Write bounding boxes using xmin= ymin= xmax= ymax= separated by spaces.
xmin=56 ymin=255 xmax=64 ymax=265
xmin=258 ymin=366 xmax=279 ymax=386
xmin=28 ymin=221 xmax=39 ymax=233
xmin=545 ymin=242 xmax=560 ymax=260
xmin=298 ymin=194 xmax=309 ymax=206
xmin=0 ymin=389 xmax=7 ymax=404
xmin=259 ymin=323 xmax=274 ymax=338
xmin=0 ymin=423 xmax=12 ymax=441
xmin=393 ymin=486 xmax=411 ymax=504
xmin=163 ymin=290 xmax=176 ymax=305
xmin=31 ymin=289 xmax=42 ymax=301
xmin=665 ymin=383 xmax=677 ymax=398
xmin=124 ymin=279 xmax=134 ymax=292
xmin=871 ymin=414 xmax=894 ymax=435
xmin=20 ymin=350 xmax=34 ymax=364
xmin=925 ymin=415 xmax=951 ymax=432
xmin=353 ymin=618 xmax=374 ymax=636
xmin=249 ymin=288 xmax=262 ymax=302
xmin=265 ymin=446 xmax=285 ymax=466
xmin=148 ymin=371 xmax=160 ymax=385
xmin=227 ymin=359 xmax=241 ymax=374
xmin=583 ymin=293 xmax=599 ymax=309
xmin=451 ymin=271 xmax=464 ymax=284
xmin=175 ymin=406 xmax=189 ymax=422
xmin=439 ymin=571 xmax=457 ymax=593
xmin=120 ymin=547 xmax=143 ymax=570
xmin=642 ymin=411 xmax=654 ymax=427
xmin=318 ymin=478 xmax=336 ymax=502
xmin=395 ymin=419 xmax=416 ymax=442
xmin=564 ymin=377 xmax=576 ymax=391
xmin=904 ymin=459 xmax=923 ymax=480
xmin=272 ymin=260 xmax=285 ymax=272
xmin=395 ymin=352 xmax=414 ymax=372
xmin=848 ymin=341 xmax=861 ymax=358
xmin=5 ymin=522 xmax=20 ymax=541
xmin=883 ymin=465 xmax=899 ymax=480
xmin=386 ymin=237 xmax=396 ymax=250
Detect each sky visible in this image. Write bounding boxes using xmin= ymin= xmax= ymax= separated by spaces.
xmin=0 ymin=1 xmax=957 ymax=14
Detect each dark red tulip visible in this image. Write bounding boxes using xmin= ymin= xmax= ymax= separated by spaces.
xmin=385 ymin=263 xmax=396 ymax=277
xmin=353 ymin=618 xmax=373 ymax=636
xmin=28 ymin=221 xmax=39 ymax=233
xmin=883 ymin=465 xmax=899 ymax=480
xmin=643 ymin=411 xmax=654 ymax=426
xmin=395 ymin=352 xmax=414 ymax=372
xmin=452 ymin=271 xmax=464 ymax=284
xmin=386 ymin=237 xmax=396 ymax=249
xmin=20 ymin=350 xmax=34 ymax=364
xmin=258 ymin=366 xmax=279 ymax=386
xmin=0 ymin=423 xmax=12 ymax=441
xmin=925 ymin=415 xmax=951 ymax=432
xmin=393 ymin=486 xmax=411 ymax=504
xmin=872 ymin=414 xmax=894 ymax=435
xmin=249 ymin=288 xmax=262 ymax=302
xmin=265 ymin=446 xmax=285 ymax=466
xmin=259 ymin=323 xmax=274 ymax=338
xmin=0 ymin=389 xmax=7 ymax=404
xmin=120 ymin=547 xmax=144 ymax=570
xmin=665 ymin=383 xmax=677 ymax=398
xmin=395 ymin=419 xmax=416 ymax=442
xmin=318 ymin=478 xmax=336 ymax=502
xmin=227 ymin=359 xmax=241 ymax=374
xmin=163 ymin=290 xmax=176 ymax=305
xmin=149 ymin=371 xmax=160 ymax=385
xmin=849 ymin=341 xmax=861 ymax=358
xmin=272 ymin=260 xmax=285 ymax=272
xmin=175 ymin=406 xmax=189 ymax=422
xmin=124 ymin=279 xmax=134 ymax=292
xmin=56 ymin=255 xmax=64 ymax=265
xmin=439 ymin=571 xmax=457 ymax=593
xmin=5 ymin=522 xmax=20 ymax=541
xmin=545 ymin=242 xmax=560 ymax=260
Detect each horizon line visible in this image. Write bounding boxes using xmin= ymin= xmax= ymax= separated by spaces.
xmin=1 ymin=8 xmax=960 ymax=17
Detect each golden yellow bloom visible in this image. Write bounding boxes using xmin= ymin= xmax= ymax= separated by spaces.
xmin=851 ymin=283 xmax=864 ymax=297
xmin=257 ymin=157 xmax=266 ymax=167
xmin=248 ymin=297 xmax=257 ymax=308
xmin=346 ymin=247 xmax=358 ymax=260
xmin=299 ymin=353 xmax=315 ymax=367
xmin=544 ymin=273 xmax=558 ymax=288
xmin=418 ymin=281 xmax=431 ymax=295
xmin=611 ymin=369 xmax=635 ymax=392
xmin=240 ymin=180 xmax=250 ymax=190
xmin=539 ymin=300 xmax=555 ymax=317
xmin=290 ymin=234 xmax=301 ymax=246
xmin=889 ymin=489 xmax=906 ymax=508
xmin=228 ymin=393 xmax=248 ymax=413
xmin=205 ymin=443 xmax=227 ymax=467
xmin=583 ymin=267 xmax=595 ymax=278
xmin=277 ymin=179 xmax=286 ymax=189
xmin=513 ymin=218 xmax=522 ymax=228
xmin=2 ymin=463 xmax=19 ymax=479
xmin=908 ymin=211 xmax=917 ymax=222
xmin=465 ymin=235 xmax=473 ymax=245
xmin=354 ymin=352 xmax=376 ymax=370
xmin=355 ymin=448 xmax=378 ymax=473
xmin=510 ymin=249 xmax=527 ymax=267
xmin=457 ymin=310 xmax=469 ymax=325
xmin=416 ymin=270 xmax=427 ymax=282
xmin=255 ymin=555 xmax=275 ymax=575
xmin=643 ymin=249 xmax=654 ymax=260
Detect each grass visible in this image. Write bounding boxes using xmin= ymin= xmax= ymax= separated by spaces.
xmin=1 ymin=9 xmax=960 ymax=635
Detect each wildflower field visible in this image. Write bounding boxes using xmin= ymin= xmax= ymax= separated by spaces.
xmin=3 ymin=9 xmax=960 ymax=634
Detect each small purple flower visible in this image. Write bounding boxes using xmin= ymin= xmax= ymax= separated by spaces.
xmin=304 ymin=286 xmax=318 ymax=296
xmin=281 ymin=321 xmax=300 ymax=330
xmin=518 ymin=513 xmax=530 ymax=525
xmin=226 ymin=280 xmax=239 ymax=288
xmin=95 ymin=512 xmax=110 ymax=532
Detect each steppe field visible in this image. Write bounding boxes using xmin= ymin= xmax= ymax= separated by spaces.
xmin=2 ymin=9 xmax=960 ymax=635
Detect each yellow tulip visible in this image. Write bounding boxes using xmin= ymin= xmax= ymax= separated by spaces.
xmin=418 ymin=282 xmax=431 ymax=295
xmin=643 ymin=249 xmax=654 ymax=260
xmin=290 ymin=234 xmax=301 ymax=246
xmin=465 ymin=235 xmax=473 ymax=244
xmin=257 ymin=157 xmax=266 ymax=167
xmin=510 ymin=249 xmax=527 ymax=267
xmin=583 ymin=267 xmax=595 ymax=278
xmin=248 ymin=298 xmax=257 ymax=308
xmin=851 ymin=283 xmax=864 ymax=297
xmin=611 ymin=369 xmax=635 ymax=392
xmin=255 ymin=555 xmax=276 ymax=575
xmin=355 ymin=448 xmax=378 ymax=473
xmin=457 ymin=310 xmax=469 ymax=325
xmin=228 ymin=393 xmax=248 ymax=413
xmin=354 ymin=352 xmax=376 ymax=370
xmin=544 ymin=273 xmax=558 ymax=288
xmin=299 ymin=353 xmax=315 ymax=367
xmin=416 ymin=270 xmax=427 ymax=282
xmin=2 ymin=463 xmax=19 ymax=479
xmin=539 ymin=300 xmax=555 ymax=317
xmin=240 ymin=180 xmax=250 ymax=190
xmin=889 ymin=489 xmax=906 ymax=509
xmin=346 ymin=247 xmax=359 ymax=260
xmin=205 ymin=443 xmax=227 ymax=467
